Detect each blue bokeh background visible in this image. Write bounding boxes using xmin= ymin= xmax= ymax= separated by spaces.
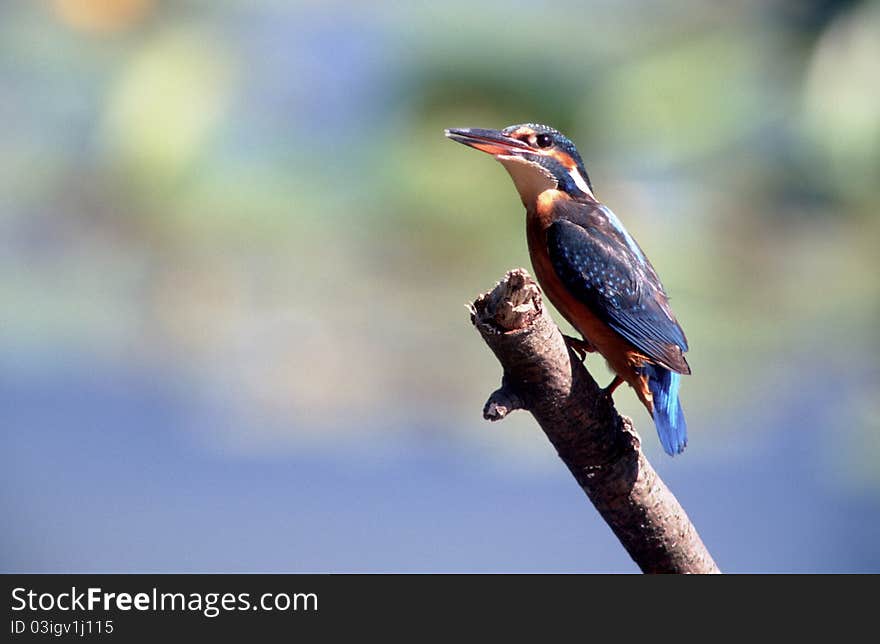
xmin=2 ymin=1 xmax=878 ymax=572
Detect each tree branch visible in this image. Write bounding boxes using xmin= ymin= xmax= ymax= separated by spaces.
xmin=470 ymin=268 xmax=720 ymax=574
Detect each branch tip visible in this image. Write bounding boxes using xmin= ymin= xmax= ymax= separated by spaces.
xmin=483 ymin=385 xmax=525 ymax=421
xmin=470 ymin=268 xmax=543 ymax=333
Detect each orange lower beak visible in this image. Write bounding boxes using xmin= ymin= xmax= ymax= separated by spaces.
xmin=444 ymin=127 xmax=533 ymax=156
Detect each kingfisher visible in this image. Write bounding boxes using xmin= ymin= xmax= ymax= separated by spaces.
xmin=446 ymin=123 xmax=690 ymax=455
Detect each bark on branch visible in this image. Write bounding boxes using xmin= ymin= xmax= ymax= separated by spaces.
xmin=470 ymin=268 xmax=719 ymax=574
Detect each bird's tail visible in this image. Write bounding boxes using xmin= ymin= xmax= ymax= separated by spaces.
xmin=645 ymin=365 xmax=687 ymax=456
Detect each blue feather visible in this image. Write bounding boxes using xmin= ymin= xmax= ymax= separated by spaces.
xmin=645 ymin=365 xmax=687 ymax=456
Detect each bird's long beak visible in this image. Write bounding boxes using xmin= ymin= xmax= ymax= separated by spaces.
xmin=444 ymin=127 xmax=532 ymax=156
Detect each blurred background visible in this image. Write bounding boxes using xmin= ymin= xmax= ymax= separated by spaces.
xmin=2 ymin=0 xmax=878 ymax=572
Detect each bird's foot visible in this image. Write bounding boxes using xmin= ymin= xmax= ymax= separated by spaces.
xmin=603 ymin=375 xmax=624 ymax=398
xmin=564 ymin=335 xmax=595 ymax=362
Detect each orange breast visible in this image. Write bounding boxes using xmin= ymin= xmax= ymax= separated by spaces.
xmin=528 ymin=191 xmax=654 ymax=411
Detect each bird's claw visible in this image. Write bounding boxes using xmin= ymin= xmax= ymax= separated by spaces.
xmin=603 ymin=375 xmax=624 ymax=398
xmin=564 ymin=335 xmax=595 ymax=362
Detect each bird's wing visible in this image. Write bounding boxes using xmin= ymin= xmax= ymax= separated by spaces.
xmin=546 ymin=217 xmax=690 ymax=374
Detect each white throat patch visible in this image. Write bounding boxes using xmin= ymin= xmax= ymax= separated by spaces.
xmin=498 ymin=155 xmax=594 ymax=204
xmin=498 ymin=156 xmax=556 ymax=205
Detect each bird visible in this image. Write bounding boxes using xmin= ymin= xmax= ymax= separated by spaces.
xmin=445 ymin=123 xmax=690 ymax=455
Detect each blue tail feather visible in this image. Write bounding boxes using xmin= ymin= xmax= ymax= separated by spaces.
xmin=645 ymin=365 xmax=687 ymax=456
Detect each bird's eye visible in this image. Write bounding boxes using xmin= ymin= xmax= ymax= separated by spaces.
xmin=535 ymin=134 xmax=553 ymax=148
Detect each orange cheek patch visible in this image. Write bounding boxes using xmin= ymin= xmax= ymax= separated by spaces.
xmin=507 ymin=127 xmax=535 ymax=140
xmin=550 ymin=150 xmax=577 ymax=169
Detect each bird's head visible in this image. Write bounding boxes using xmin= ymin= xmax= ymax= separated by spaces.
xmin=444 ymin=123 xmax=595 ymax=205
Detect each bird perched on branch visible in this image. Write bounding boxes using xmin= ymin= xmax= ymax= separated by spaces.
xmin=446 ymin=123 xmax=690 ymax=455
